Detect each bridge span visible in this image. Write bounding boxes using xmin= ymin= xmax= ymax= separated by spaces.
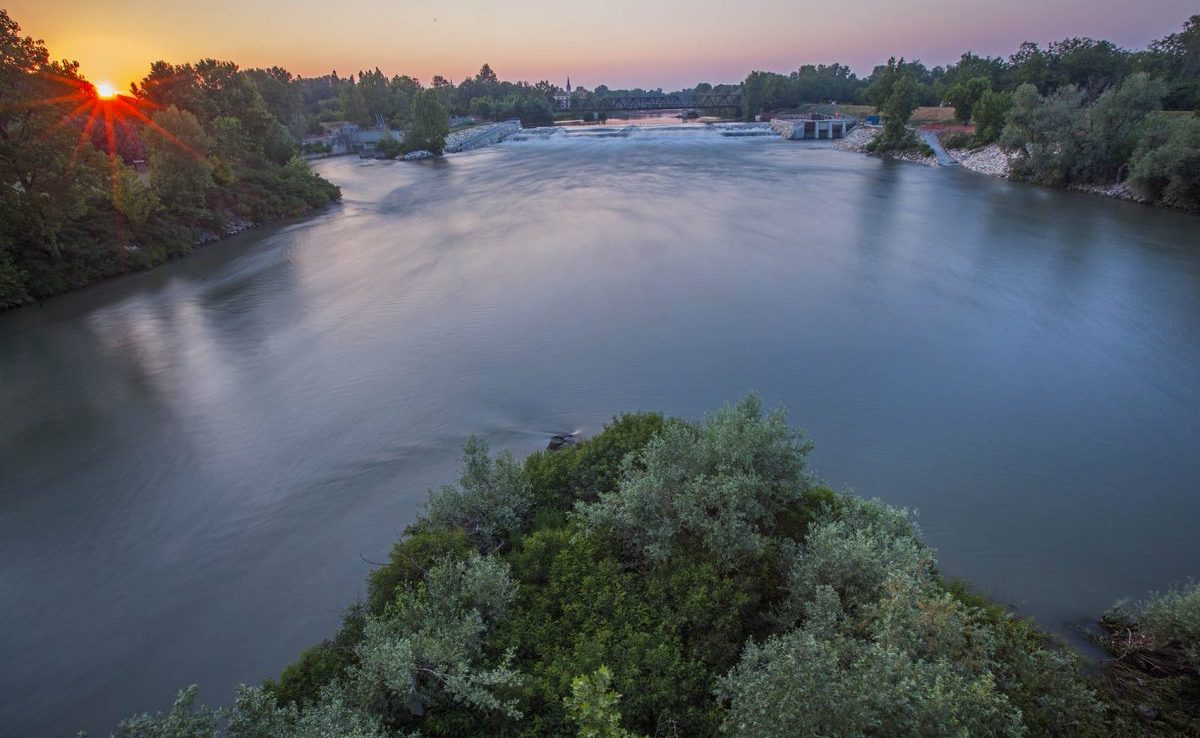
xmin=557 ymin=92 xmax=743 ymax=114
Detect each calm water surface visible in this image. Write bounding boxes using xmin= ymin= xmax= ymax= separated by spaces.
xmin=2 ymin=126 xmax=1199 ymax=736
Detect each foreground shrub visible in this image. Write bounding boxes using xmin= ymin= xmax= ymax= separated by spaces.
xmin=351 ymin=553 xmax=521 ymax=721
xmin=1140 ymin=582 xmax=1200 ymax=671
xmin=784 ymin=496 xmax=928 ymax=619
xmin=718 ymin=620 xmax=1025 ymax=738
xmin=425 ymin=437 xmax=532 ymax=552
xmin=576 ymin=395 xmax=813 ymax=567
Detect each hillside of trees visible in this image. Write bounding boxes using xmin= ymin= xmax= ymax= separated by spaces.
xmin=95 ymin=396 xmax=1200 ymax=737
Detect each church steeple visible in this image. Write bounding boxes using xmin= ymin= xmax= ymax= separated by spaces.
xmin=566 ymin=77 xmax=572 ymax=94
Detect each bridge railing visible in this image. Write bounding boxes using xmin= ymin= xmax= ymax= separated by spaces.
xmin=558 ymin=93 xmax=743 ymax=113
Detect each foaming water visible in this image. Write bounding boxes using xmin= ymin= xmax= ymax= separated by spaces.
xmin=2 ymin=131 xmax=1199 ymax=736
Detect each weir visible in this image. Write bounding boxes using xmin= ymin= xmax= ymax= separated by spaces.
xmin=769 ymin=116 xmax=856 ymax=140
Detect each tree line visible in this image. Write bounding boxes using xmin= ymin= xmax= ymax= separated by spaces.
xmin=742 ymin=15 xmax=1200 ymax=210
xmin=742 ymin=17 xmax=1199 ymax=118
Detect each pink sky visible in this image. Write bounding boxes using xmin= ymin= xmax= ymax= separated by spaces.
xmin=7 ymin=0 xmax=1196 ymax=91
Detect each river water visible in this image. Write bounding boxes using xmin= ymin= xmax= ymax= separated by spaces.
xmin=2 ymin=125 xmax=1198 ymax=736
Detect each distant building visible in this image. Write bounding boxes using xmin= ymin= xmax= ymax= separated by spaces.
xmin=553 ymin=77 xmax=572 ymax=110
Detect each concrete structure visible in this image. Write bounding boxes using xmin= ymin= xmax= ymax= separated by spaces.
xmin=443 ymin=120 xmax=522 ymax=153
xmin=304 ymin=122 xmax=400 ymax=156
xmin=770 ymin=116 xmax=856 ymax=140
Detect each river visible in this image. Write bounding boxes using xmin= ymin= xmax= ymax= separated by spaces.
xmin=2 ymin=125 xmax=1198 ymax=736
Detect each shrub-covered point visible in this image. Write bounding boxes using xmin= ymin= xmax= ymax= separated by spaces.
xmin=93 ymin=395 xmax=1193 ymax=738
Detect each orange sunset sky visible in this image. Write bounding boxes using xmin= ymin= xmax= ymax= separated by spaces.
xmin=5 ymin=0 xmax=1197 ymax=91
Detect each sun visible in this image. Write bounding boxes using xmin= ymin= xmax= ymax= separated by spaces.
xmin=96 ymin=82 xmax=116 ymax=99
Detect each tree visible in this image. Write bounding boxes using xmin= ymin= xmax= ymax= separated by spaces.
xmin=1000 ymin=83 xmax=1086 ymax=185
xmin=144 ymin=106 xmax=214 ymax=215
xmin=972 ymin=89 xmax=1013 ymax=143
xmin=1146 ymin=15 xmax=1200 ymax=110
xmin=404 ymin=89 xmax=449 ymax=155
xmin=945 ymin=76 xmax=991 ymax=124
xmin=868 ymin=73 xmax=924 ymax=153
xmin=1128 ymin=116 xmax=1200 ymax=210
xmin=1076 ymin=72 xmax=1165 ymax=182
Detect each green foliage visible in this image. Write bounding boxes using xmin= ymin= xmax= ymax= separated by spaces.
xmin=350 ymin=553 xmax=522 ymax=723
xmin=576 ymin=395 xmax=813 ymax=567
xmin=425 ymin=437 xmax=533 ymax=551
xmin=494 ymin=524 xmax=765 ymax=736
xmin=373 ymin=136 xmax=404 ymax=159
xmin=368 ymin=528 xmax=475 ymax=613
xmin=563 ymin=667 xmax=643 ymax=738
xmin=405 ymin=89 xmax=450 ymax=156
xmin=1001 ymin=74 xmax=1172 ymax=187
xmin=865 ymin=68 xmax=927 ymax=154
xmin=783 ymin=496 xmax=928 ymax=619
xmin=1131 ymin=581 xmax=1200 ymax=671
xmin=973 ymin=88 xmax=1014 ymax=143
xmin=719 ymin=623 xmax=1025 ymax=738
xmin=523 ymin=413 xmax=666 ymax=515
xmin=111 ymin=685 xmax=216 ymax=738
xmin=267 ymin=603 xmax=366 ymax=708
xmin=946 ymin=76 xmax=991 ymax=124
xmin=1076 ymin=72 xmax=1166 ymax=182
xmin=939 ymin=130 xmax=975 ymax=149
xmin=1129 ymin=115 xmax=1200 ymax=210
xmin=0 ymin=246 xmax=29 ymax=307
xmin=145 ymin=106 xmax=215 ymax=215
xmin=1001 ymin=83 xmax=1087 ymax=185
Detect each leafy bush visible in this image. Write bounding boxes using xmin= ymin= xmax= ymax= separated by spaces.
xmin=351 ymin=553 xmax=521 ymax=724
xmin=1128 ymin=116 xmax=1200 ymax=211
xmin=784 ymin=496 xmax=929 ymax=619
xmin=425 ymin=437 xmax=533 ymax=552
xmin=575 ymin=395 xmax=813 ymax=567
xmin=1131 ymin=581 xmax=1200 ymax=671
xmin=367 ymin=528 xmax=474 ymax=613
xmin=563 ymin=666 xmax=644 ymax=738
xmin=718 ymin=621 xmax=1025 ymax=738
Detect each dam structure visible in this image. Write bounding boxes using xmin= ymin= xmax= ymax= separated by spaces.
xmin=769 ymin=116 xmax=857 ymax=140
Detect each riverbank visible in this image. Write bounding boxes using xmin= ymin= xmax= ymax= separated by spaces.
xmin=837 ymin=124 xmax=1177 ymax=211
xmin=0 ymin=200 xmax=336 ymax=312
xmin=833 ymin=123 xmax=937 ymax=166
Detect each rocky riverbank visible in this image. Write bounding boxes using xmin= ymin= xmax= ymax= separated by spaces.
xmin=947 ymin=143 xmax=1016 ymax=178
xmin=838 ymin=128 xmax=1161 ymax=209
xmin=834 ymin=124 xmax=937 ymax=166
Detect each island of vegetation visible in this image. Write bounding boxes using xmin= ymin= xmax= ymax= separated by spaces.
xmin=95 ymin=397 xmax=1200 ymax=737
